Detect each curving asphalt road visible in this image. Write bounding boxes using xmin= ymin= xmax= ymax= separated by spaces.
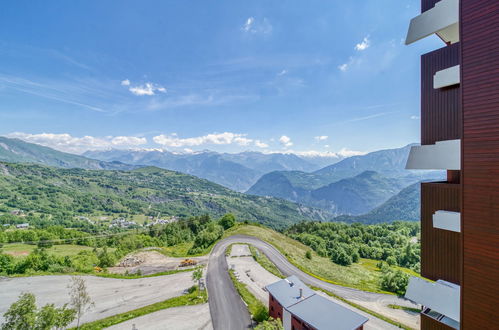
xmin=207 ymin=238 xmax=253 ymax=330
xmin=207 ymin=235 xmax=417 ymax=330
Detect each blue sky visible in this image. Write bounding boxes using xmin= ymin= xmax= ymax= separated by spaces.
xmin=0 ymin=0 xmax=442 ymax=156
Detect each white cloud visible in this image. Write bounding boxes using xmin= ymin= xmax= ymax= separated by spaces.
xmin=355 ymin=36 xmax=371 ymax=51
xmin=110 ymin=136 xmax=147 ymax=146
xmin=153 ymin=132 xmax=254 ymax=148
xmin=6 ymin=132 xmax=147 ymax=154
xmin=254 ymin=140 xmax=269 ymax=148
xmin=279 ymin=135 xmax=293 ymax=148
xmin=277 ymin=69 xmax=288 ymax=76
xmin=410 ymin=115 xmax=420 ymax=120
xmin=242 ymin=17 xmax=255 ymax=32
xmin=314 ymin=135 xmax=328 ymax=141
xmin=338 ymin=63 xmax=349 ymax=72
xmin=121 ymin=80 xmax=167 ymax=96
xmin=153 ymin=132 xmax=268 ymax=149
xmin=128 ymin=82 xmax=167 ymax=96
xmin=241 ymin=17 xmax=272 ymax=35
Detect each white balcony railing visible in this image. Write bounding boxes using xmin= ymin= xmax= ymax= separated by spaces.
xmin=405 ymin=0 xmax=459 ymax=45
xmin=405 ymin=139 xmax=460 ymax=170
xmin=433 ymin=210 xmax=461 ymax=232
xmin=405 ymin=277 xmax=460 ymax=324
xmin=434 ymin=65 xmax=460 ymax=89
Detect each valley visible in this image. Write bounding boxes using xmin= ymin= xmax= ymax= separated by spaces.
xmin=0 ymin=138 xmax=428 ymax=329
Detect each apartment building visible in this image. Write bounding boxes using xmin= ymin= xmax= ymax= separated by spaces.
xmin=403 ymin=0 xmax=499 ymax=329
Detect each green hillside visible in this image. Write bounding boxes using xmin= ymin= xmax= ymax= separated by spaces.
xmin=249 ymin=170 xmax=412 ymax=216
xmin=310 ymin=171 xmax=406 ymax=215
xmin=0 ymin=137 xmax=136 ymax=170
xmin=335 ymin=183 xmax=421 ymax=224
xmin=0 ymin=162 xmax=331 ymax=229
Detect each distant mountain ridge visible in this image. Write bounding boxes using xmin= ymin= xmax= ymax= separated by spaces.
xmin=83 ymin=149 xmax=338 ymax=191
xmin=247 ymin=144 xmax=444 ymax=217
xmin=334 ymin=182 xmax=421 ymax=224
xmin=0 ymin=137 xmax=137 ymax=171
xmin=0 ymin=161 xmax=332 ymax=229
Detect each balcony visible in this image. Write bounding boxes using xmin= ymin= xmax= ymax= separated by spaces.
xmin=433 ymin=210 xmax=461 ymax=232
xmin=405 ymin=277 xmax=460 ymax=328
xmin=405 ymin=139 xmax=460 ymax=170
xmin=434 ymin=65 xmax=460 ymax=89
xmin=405 ymin=0 xmax=459 ymax=45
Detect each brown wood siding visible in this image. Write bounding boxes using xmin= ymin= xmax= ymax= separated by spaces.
xmin=421 ymin=182 xmax=461 ymax=284
xmin=421 ymin=314 xmax=456 ymax=330
xmin=421 ymin=44 xmax=461 ymax=145
xmin=268 ymin=294 xmax=283 ymax=321
xmin=422 ymin=0 xmax=440 ymax=12
xmin=460 ymin=0 xmax=499 ymax=328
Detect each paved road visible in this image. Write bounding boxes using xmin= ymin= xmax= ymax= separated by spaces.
xmin=206 ymin=239 xmax=253 ymax=330
xmin=207 ymin=235 xmax=418 ymax=330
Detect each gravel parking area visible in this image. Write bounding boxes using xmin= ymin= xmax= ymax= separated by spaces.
xmin=105 ymin=303 xmax=212 ymax=330
xmin=229 ymin=244 xmax=252 ymax=257
xmin=228 ymin=256 xmax=280 ymax=303
xmin=0 ymin=272 xmax=194 ymax=327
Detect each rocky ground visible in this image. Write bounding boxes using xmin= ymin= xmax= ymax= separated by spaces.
xmin=107 ymin=250 xmax=208 ymax=275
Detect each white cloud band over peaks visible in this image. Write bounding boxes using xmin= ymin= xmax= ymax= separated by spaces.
xmin=153 ymin=132 xmax=267 ymax=148
xmin=6 ymin=132 xmax=147 ymax=154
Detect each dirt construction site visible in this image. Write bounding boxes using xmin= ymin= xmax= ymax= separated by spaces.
xmin=107 ymin=250 xmax=208 ymax=275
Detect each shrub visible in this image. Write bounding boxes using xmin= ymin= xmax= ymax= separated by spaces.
xmin=305 ymin=250 xmax=312 ymax=260
xmin=218 ymin=213 xmax=236 ymax=230
xmin=380 ymin=268 xmax=409 ymax=295
xmin=253 ymin=304 xmax=269 ymax=323
xmin=330 ymin=246 xmax=352 ymax=266
xmin=386 ymin=256 xmax=397 ymax=266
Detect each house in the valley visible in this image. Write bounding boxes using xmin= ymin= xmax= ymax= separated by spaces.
xmin=265 ymin=276 xmax=368 ymax=330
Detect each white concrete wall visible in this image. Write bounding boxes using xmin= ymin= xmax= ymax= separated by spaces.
xmin=406 ymin=139 xmax=461 ymax=170
xmin=434 ymin=65 xmax=460 ymax=89
xmin=405 ymin=0 xmax=459 ymax=45
xmin=283 ymin=309 xmax=292 ymax=330
xmin=433 ymin=210 xmax=461 ymax=232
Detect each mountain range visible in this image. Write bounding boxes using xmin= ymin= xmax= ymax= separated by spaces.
xmin=83 ymin=149 xmax=338 ymax=191
xmin=0 ymin=136 xmax=440 ymax=224
xmin=334 ymin=182 xmax=421 ymax=224
xmin=247 ymin=144 xmax=444 ymax=216
xmin=0 ymin=162 xmax=331 ymax=229
xmin=0 ymin=137 xmax=137 ymax=171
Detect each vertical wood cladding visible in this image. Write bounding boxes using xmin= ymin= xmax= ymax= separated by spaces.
xmin=421 ymin=183 xmax=461 ymax=284
xmin=421 ymin=0 xmax=440 ymax=12
xmin=461 ymin=0 xmax=499 ymax=328
xmin=421 ymin=314 xmax=456 ymax=330
xmin=421 ymin=44 xmax=461 ymax=145
xmin=268 ymin=294 xmax=283 ymax=321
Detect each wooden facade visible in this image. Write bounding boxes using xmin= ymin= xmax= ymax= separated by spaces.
xmin=421 ymin=44 xmax=461 ymax=145
xmin=420 ymin=182 xmax=461 ymax=284
xmin=421 ymin=0 xmax=440 ymax=12
xmin=460 ymin=0 xmax=499 ymax=328
xmin=420 ymin=314 xmax=456 ymax=330
xmin=412 ymin=0 xmax=499 ymax=328
xmin=268 ymin=293 xmax=283 ymax=321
